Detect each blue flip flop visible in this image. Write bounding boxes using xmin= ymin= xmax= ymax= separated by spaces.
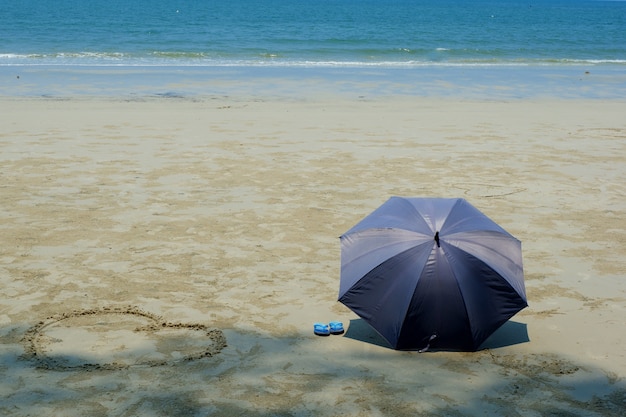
xmin=314 ymin=323 xmax=330 ymax=336
xmin=329 ymin=321 xmax=344 ymax=335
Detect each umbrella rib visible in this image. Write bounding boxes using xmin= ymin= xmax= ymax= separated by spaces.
xmin=442 ymin=231 xmax=525 ymax=299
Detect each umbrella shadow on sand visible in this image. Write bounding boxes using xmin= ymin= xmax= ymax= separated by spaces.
xmin=343 ymin=318 xmax=529 ymax=351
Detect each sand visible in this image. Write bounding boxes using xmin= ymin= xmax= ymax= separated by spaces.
xmin=0 ymin=96 xmax=625 ymax=416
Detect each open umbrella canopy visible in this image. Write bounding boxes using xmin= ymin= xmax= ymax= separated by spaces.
xmin=339 ymin=197 xmax=527 ymax=351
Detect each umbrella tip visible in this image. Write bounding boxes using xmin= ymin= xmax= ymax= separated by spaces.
xmin=434 ymin=231 xmax=440 ymax=247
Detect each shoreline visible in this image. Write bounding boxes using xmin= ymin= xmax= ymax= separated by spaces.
xmin=3 ymin=63 xmax=626 ymax=100
xmin=1 ymin=95 xmax=625 ymax=415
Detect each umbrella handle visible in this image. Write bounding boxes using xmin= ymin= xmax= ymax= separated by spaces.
xmin=418 ymin=334 xmax=438 ymax=353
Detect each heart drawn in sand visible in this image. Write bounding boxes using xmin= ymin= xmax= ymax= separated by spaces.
xmin=21 ymin=306 xmax=227 ymax=370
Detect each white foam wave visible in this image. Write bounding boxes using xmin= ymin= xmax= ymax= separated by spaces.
xmin=1 ymin=52 xmax=625 ymax=68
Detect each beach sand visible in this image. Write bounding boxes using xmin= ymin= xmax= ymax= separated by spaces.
xmin=1 ymin=96 xmax=625 ymax=416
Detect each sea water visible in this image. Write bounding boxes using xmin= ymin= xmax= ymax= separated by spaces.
xmin=1 ymin=0 xmax=625 ymax=98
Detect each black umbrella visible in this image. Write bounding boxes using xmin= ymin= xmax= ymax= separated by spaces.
xmin=339 ymin=197 xmax=527 ymax=351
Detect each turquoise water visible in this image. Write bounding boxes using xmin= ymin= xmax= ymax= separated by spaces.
xmin=2 ymin=0 xmax=625 ymax=66
xmin=1 ymin=0 xmax=625 ymax=97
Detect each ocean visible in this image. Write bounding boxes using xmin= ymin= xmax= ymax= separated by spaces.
xmin=1 ymin=0 xmax=625 ymax=98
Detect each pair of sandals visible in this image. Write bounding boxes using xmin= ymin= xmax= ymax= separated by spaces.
xmin=314 ymin=321 xmax=344 ymax=336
